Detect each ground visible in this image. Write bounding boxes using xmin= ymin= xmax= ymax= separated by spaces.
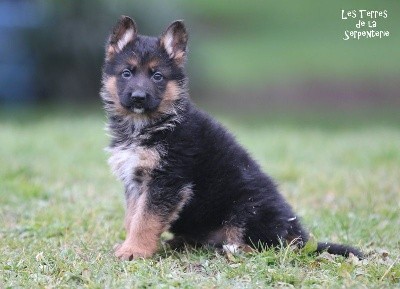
xmin=0 ymin=107 xmax=399 ymax=288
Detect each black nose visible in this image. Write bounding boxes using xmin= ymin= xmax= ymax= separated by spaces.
xmin=130 ymin=90 xmax=146 ymax=103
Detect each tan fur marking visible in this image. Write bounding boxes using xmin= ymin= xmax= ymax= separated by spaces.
xmin=168 ymin=185 xmax=193 ymax=224
xmin=208 ymin=226 xmax=253 ymax=254
xmin=226 ymin=226 xmax=245 ymax=244
xmin=104 ymin=76 xmax=118 ymax=101
xmin=137 ymin=146 xmax=160 ymax=169
xmin=106 ymin=46 xmax=117 ymax=61
xmin=164 ymin=81 xmax=181 ymax=101
xmin=153 ymin=80 xmax=181 ymax=116
xmin=127 ymin=57 xmax=138 ymax=67
xmin=117 ymin=182 xmax=192 ymax=260
xmin=174 ymin=50 xmax=186 ymax=66
xmin=207 ymin=226 xmax=245 ymax=246
xmin=103 ymin=76 xmax=130 ymax=116
xmin=148 ymin=59 xmax=159 ymax=71
xmin=124 ymin=194 xmax=136 ymax=233
xmin=115 ymin=192 xmax=164 ymax=259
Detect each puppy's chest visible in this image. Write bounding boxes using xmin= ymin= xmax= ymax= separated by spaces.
xmin=107 ymin=143 xmax=161 ymax=191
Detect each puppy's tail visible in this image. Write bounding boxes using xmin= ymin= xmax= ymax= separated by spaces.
xmin=317 ymin=242 xmax=363 ymax=259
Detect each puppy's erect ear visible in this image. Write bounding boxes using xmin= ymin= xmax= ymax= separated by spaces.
xmin=106 ymin=16 xmax=137 ymax=60
xmin=160 ymin=20 xmax=188 ymax=66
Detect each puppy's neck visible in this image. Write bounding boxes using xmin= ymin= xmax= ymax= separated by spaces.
xmin=106 ymin=97 xmax=189 ymax=145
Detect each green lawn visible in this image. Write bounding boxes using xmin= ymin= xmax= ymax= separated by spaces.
xmin=1 ymin=108 xmax=399 ymax=288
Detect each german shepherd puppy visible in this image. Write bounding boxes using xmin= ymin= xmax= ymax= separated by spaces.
xmin=101 ymin=16 xmax=362 ymax=260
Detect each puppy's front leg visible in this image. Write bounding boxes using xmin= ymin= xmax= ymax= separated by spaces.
xmin=115 ymin=185 xmax=192 ymax=260
xmin=115 ymin=191 xmax=163 ymax=260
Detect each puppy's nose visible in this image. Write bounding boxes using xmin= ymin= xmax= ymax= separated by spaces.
xmin=130 ymin=90 xmax=146 ymax=103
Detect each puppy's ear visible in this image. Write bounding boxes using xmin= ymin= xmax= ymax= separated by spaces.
xmin=106 ymin=16 xmax=137 ymax=60
xmin=160 ymin=20 xmax=188 ymax=66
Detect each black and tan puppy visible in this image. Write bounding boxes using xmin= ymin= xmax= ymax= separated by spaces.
xmin=101 ymin=16 xmax=362 ymax=260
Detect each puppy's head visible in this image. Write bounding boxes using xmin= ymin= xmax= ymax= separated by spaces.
xmin=101 ymin=16 xmax=188 ymax=118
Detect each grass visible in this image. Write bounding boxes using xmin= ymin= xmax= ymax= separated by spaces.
xmin=1 ymin=107 xmax=399 ymax=288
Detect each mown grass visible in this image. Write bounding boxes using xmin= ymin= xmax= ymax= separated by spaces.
xmin=0 ymin=107 xmax=399 ymax=288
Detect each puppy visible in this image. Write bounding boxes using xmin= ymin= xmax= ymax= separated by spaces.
xmin=100 ymin=16 xmax=363 ymax=260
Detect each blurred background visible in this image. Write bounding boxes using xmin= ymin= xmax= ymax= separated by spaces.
xmin=0 ymin=0 xmax=399 ymax=117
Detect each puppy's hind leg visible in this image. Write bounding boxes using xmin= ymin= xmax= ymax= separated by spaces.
xmin=206 ymin=225 xmax=252 ymax=254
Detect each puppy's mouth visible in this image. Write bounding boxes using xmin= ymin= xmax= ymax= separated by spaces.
xmin=133 ymin=107 xmax=145 ymax=114
xmin=121 ymin=103 xmax=146 ymax=114
xmin=120 ymin=98 xmax=160 ymax=114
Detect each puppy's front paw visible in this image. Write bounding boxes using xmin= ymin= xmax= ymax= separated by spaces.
xmin=114 ymin=242 xmax=154 ymax=260
xmin=113 ymin=243 xmax=122 ymax=251
xmin=114 ymin=244 xmax=135 ymax=261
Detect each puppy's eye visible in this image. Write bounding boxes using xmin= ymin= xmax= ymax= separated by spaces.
xmin=152 ymin=72 xmax=164 ymax=82
xmin=121 ymin=69 xmax=131 ymax=79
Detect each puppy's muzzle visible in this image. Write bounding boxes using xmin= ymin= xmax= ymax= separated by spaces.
xmin=130 ymin=90 xmax=147 ymax=108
